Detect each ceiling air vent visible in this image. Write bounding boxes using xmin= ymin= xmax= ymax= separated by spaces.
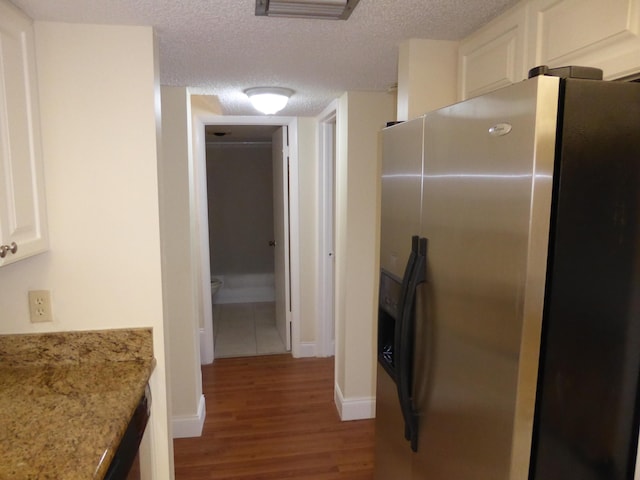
xmin=255 ymin=0 xmax=361 ymax=20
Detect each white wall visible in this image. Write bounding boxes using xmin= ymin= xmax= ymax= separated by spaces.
xmin=0 ymin=22 xmax=173 ymax=478
xmin=159 ymin=86 xmax=205 ymax=438
xmin=189 ymin=96 xmax=215 ymax=356
xmin=296 ymin=117 xmax=318 ymax=346
xmin=334 ymin=91 xmax=394 ymax=419
xmin=207 ymin=144 xmax=275 ymax=275
xmin=397 ymin=38 xmax=459 ymax=121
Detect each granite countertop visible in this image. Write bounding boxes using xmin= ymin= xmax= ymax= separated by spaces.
xmin=0 ymin=329 xmax=154 ymax=480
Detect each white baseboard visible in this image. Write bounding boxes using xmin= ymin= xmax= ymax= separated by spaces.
xmin=172 ymin=394 xmax=206 ymax=438
xmin=297 ymin=342 xmax=316 ymax=358
xmin=334 ymin=382 xmax=376 ymax=421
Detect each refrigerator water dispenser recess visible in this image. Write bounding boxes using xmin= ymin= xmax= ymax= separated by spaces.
xmin=377 ymin=270 xmax=402 ymax=378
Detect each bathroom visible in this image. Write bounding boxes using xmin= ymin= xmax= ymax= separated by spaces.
xmin=205 ymin=125 xmax=287 ymax=358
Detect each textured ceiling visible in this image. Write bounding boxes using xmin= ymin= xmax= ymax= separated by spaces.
xmin=10 ymin=0 xmax=520 ymax=117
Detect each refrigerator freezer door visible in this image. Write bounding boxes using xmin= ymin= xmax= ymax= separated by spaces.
xmin=412 ymin=77 xmax=559 ymax=480
xmin=375 ymin=118 xmax=424 ymax=479
xmin=379 ymin=118 xmax=424 ymax=280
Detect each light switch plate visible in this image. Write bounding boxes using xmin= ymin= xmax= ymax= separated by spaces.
xmin=28 ymin=290 xmax=53 ymax=323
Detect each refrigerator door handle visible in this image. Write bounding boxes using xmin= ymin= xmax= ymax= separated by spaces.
xmin=396 ymin=236 xmax=427 ymax=453
xmin=394 ymin=236 xmax=419 ymax=372
xmin=393 ymin=235 xmax=417 ymax=449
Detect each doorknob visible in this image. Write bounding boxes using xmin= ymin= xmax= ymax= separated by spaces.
xmin=269 ymin=240 xmax=277 ymax=247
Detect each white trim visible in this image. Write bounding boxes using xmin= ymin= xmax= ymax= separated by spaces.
xmin=297 ymin=342 xmax=316 ymax=358
xmin=334 ymin=382 xmax=376 ymax=421
xmin=199 ymin=327 xmax=206 ymax=351
xmin=316 ymin=100 xmax=338 ymax=358
xmin=287 ymin=120 xmax=301 ymax=357
xmin=172 ymin=394 xmax=206 ymax=438
xmin=191 ymin=106 xmax=215 ymax=365
xmin=197 ymin=115 xmax=301 ymax=360
xmin=279 ymin=125 xmax=293 ymax=352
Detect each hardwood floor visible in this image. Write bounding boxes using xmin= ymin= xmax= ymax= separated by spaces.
xmin=173 ymin=355 xmax=375 ymax=480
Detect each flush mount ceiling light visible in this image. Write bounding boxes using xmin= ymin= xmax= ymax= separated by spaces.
xmin=255 ymin=0 xmax=361 ymax=20
xmin=244 ymin=87 xmax=294 ymax=115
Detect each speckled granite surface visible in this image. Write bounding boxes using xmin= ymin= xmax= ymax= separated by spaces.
xmin=0 ymin=329 xmax=154 ymax=479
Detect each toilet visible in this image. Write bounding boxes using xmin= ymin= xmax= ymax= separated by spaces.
xmin=211 ymin=277 xmax=223 ymax=299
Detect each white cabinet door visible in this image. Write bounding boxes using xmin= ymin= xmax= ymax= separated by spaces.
xmin=458 ymin=3 xmax=529 ymax=100
xmin=0 ymin=0 xmax=48 ymax=267
xmin=528 ymin=0 xmax=640 ymax=80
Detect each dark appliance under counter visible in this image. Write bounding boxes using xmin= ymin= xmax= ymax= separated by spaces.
xmin=104 ymin=384 xmax=151 ymax=480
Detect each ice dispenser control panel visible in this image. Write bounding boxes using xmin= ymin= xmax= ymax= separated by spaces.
xmin=378 ymin=270 xmax=402 ymax=376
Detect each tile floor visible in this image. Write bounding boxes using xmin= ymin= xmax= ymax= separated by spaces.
xmin=213 ymin=302 xmax=287 ymax=358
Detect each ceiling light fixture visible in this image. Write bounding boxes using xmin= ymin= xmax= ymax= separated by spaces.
xmin=244 ymin=87 xmax=293 ymax=115
xmin=255 ymin=0 xmax=361 ymax=20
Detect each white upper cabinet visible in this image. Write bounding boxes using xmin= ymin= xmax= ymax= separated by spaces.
xmin=528 ymin=0 xmax=640 ymax=80
xmin=0 ymin=0 xmax=48 ymax=267
xmin=459 ymin=3 xmax=529 ymax=100
xmin=460 ymin=0 xmax=640 ymax=99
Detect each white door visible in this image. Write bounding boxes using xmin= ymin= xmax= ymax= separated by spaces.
xmin=319 ymin=117 xmax=337 ymax=356
xmin=272 ymin=127 xmax=291 ymax=350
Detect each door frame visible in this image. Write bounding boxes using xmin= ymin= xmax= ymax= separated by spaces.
xmin=272 ymin=126 xmax=292 ymax=351
xmin=194 ymin=114 xmax=301 ymax=359
xmin=317 ymin=101 xmax=338 ymax=357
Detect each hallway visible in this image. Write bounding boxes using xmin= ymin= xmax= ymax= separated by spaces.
xmin=213 ymin=302 xmax=286 ymax=358
xmin=173 ymin=355 xmax=375 ymax=479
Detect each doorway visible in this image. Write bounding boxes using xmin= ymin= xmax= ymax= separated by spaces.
xmin=205 ymin=124 xmax=292 ymax=358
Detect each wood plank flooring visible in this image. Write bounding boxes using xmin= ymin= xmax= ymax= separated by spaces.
xmin=173 ymin=355 xmax=375 ymax=480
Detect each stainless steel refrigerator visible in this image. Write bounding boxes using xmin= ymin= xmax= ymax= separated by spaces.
xmin=375 ymin=68 xmax=640 ymax=480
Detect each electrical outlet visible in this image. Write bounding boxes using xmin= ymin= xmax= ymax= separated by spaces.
xmin=28 ymin=290 xmax=53 ymax=323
